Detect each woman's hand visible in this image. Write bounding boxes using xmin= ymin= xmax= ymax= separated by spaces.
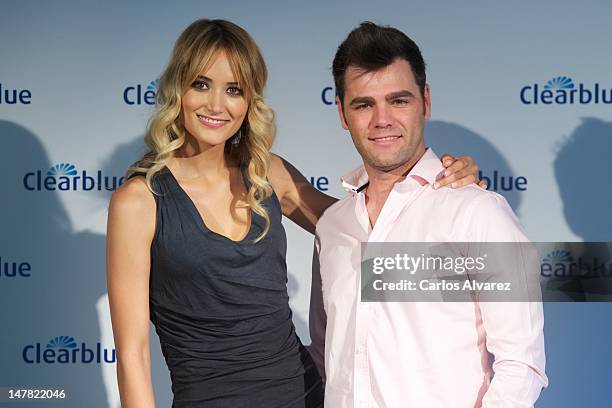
xmin=433 ymin=154 xmax=487 ymax=190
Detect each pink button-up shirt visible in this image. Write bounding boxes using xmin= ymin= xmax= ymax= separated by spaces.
xmin=309 ymin=149 xmax=547 ymax=408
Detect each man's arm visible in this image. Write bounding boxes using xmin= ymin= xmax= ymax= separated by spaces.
xmin=307 ymin=234 xmax=327 ymax=382
xmin=466 ymin=194 xmax=548 ymax=407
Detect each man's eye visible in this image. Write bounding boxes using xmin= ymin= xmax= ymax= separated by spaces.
xmin=355 ymin=104 xmax=370 ymax=110
xmin=191 ymin=80 xmax=208 ymax=90
xmin=392 ymin=99 xmax=409 ymax=105
xmin=227 ymin=86 xmax=243 ymax=96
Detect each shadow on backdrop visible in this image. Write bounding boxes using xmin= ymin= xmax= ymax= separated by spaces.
xmin=0 ymin=120 xmax=107 ymax=406
xmin=98 ymin=136 xmax=147 ymax=202
xmin=425 ymin=120 xmax=523 ymax=213
xmin=98 ymin=134 xmax=172 ymax=406
xmin=540 ymin=117 xmax=612 ymax=408
xmin=554 ymin=117 xmax=611 ymax=241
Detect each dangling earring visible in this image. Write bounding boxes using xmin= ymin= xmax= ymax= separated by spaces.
xmin=231 ymin=130 xmax=242 ymax=146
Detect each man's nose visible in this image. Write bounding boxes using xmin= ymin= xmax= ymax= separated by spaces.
xmin=372 ymin=104 xmax=394 ymax=129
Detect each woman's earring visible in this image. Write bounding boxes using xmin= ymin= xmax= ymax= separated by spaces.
xmin=231 ymin=130 xmax=242 ymax=146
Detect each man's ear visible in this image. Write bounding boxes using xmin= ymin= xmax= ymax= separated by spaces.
xmin=423 ymin=84 xmax=431 ymax=120
xmin=337 ymin=96 xmax=349 ymax=130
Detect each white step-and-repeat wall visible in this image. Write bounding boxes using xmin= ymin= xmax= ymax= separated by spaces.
xmin=1 ymin=1 xmax=610 ymax=406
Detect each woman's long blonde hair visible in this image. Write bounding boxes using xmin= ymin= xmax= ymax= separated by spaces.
xmin=127 ymin=19 xmax=275 ymax=241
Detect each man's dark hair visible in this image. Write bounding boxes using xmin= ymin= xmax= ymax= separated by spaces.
xmin=332 ymin=21 xmax=426 ymax=104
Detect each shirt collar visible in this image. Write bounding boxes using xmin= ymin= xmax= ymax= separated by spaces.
xmin=340 ymin=148 xmax=445 ymax=193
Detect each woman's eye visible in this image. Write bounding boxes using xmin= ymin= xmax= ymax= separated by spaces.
xmin=191 ymin=80 xmax=208 ymax=90
xmin=227 ymin=86 xmax=243 ymax=96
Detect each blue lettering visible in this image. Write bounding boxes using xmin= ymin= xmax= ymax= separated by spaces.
xmin=520 ymin=86 xmax=532 ymax=104
xmin=19 ymin=89 xmax=31 ymax=104
xmin=82 ymin=343 xmax=94 ymax=363
xmin=24 ymin=169 xmax=125 ymax=191
xmin=43 ymin=176 xmax=57 ymax=190
xmin=104 ymin=175 xmax=121 ymax=191
xmin=524 ymin=81 xmax=612 ymax=105
xmin=0 ymin=257 xmax=32 ymax=277
xmin=316 ymin=176 xmax=329 ymax=191
xmin=23 ymin=172 xmax=36 ymax=191
xmin=124 ymin=85 xmax=156 ymax=105
xmin=23 ymin=341 xmax=116 ymax=364
xmin=22 ymin=345 xmax=34 ymax=363
xmin=541 ymin=90 xmax=553 ymax=104
xmin=500 ymin=176 xmax=513 ymax=191
xmin=602 ymin=87 xmax=612 ymax=104
xmin=83 ymin=172 xmax=95 ymax=191
xmin=321 ymin=87 xmax=335 ymax=105
xmin=57 ymin=176 xmax=71 ymax=191
xmin=19 ymin=89 xmax=32 ymax=104
xmin=309 ymin=176 xmax=329 ymax=191
xmin=478 ymin=170 xmax=527 ymax=191
xmin=43 ymin=348 xmax=55 ymax=363
xmin=144 ymin=90 xmax=156 ymax=105
xmin=541 ymin=263 xmax=552 ymax=277
xmin=579 ymin=84 xmax=592 ymax=104
xmin=0 ymin=83 xmax=32 ymax=104
xmin=515 ymin=176 xmax=527 ymax=191
xmin=123 ymin=86 xmax=136 ymax=105
xmin=555 ymin=90 xmax=567 ymax=104
xmin=554 ymin=263 xmax=568 ymax=277
xmin=20 ymin=262 xmax=31 ymax=277
xmin=57 ymin=349 xmax=70 ymax=364
xmin=104 ymin=348 xmax=117 ymax=363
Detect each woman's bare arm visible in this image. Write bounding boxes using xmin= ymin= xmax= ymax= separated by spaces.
xmin=106 ymin=177 xmax=157 ymax=408
xmin=268 ymin=154 xmax=337 ymax=235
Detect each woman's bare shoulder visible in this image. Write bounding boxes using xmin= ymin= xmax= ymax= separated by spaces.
xmin=109 ymin=176 xmax=156 ymax=223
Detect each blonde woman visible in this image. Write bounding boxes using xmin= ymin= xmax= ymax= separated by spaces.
xmin=106 ymin=19 xmax=482 ymax=407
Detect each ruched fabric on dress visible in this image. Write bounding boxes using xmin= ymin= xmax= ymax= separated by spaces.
xmin=146 ymin=167 xmax=324 ymax=407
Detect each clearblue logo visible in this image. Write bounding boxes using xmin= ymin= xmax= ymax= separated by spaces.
xmin=48 ymin=163 xmax=77 ymax=177
xmin=478 ymin=170 xmax=527 ymax=191
xmin=541 ymin=249 xmax=573 ymax=277
xmin=0 ymin=83 xmax=32 ymax=104
xmin=123 ymin=78 xmax=158 ymax=105
xmin=22 ymin=336 xmax=116 ymax=364
xmin=544 ymin=76 xmax=575 ymax=91
xmin=541 ymin=249 xmax=612 ymax=277
xmin=23 ymin=163 xmax=125 ymax=192
xmin=520 ymin=76 xmax=612 ymax=105
xmin=321 ymin=86 xmax=337 ymax=105
xmin=0 ymin=255 xmax=32 ymax=278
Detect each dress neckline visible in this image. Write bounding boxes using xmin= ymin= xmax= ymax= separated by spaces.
xmin=163 ymin=165 xmax=256 ymax=244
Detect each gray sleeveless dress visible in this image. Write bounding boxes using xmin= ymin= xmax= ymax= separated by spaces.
xmin=145 ymin=167 xmax=324 ymax=407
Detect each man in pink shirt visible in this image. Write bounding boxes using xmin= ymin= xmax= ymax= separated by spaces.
xmin=309 ymin=22 xmax=548 ymax=407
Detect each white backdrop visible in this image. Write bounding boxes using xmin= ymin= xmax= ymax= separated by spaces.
xmin=1 ymin=1 xmax=611 ymax=406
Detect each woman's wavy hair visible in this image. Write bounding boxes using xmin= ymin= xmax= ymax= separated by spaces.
xmin=127 ymin=19 xmax=275 ymax=241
